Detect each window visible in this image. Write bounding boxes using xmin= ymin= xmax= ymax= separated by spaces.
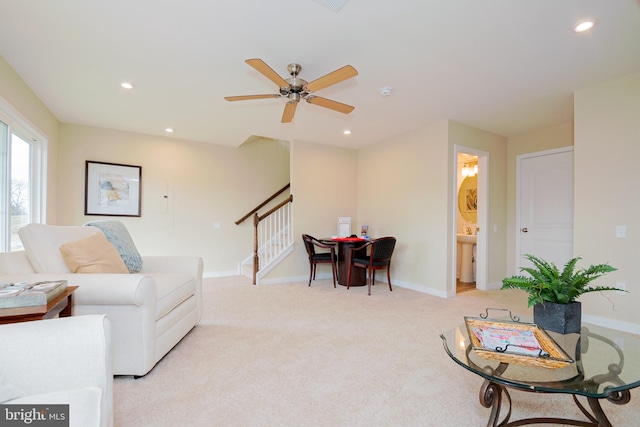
xmin=0 ymin=97 xmax=47 ymax=251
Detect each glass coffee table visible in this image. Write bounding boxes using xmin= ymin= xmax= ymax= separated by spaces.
xmin=441 ymin=315 xmax=640 ymax=426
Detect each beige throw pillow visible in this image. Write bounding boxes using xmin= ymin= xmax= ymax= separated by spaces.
xmin=60 ymin=232 xmax=129 ymax=274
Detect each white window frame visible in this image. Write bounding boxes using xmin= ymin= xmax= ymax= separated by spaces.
xmin=0 ymin=96 xmax=47 ymax=251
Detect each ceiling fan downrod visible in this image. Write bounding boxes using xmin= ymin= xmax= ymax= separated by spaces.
xmin=287 ymin=63 xmax=302 ymax=77
xmin=283 ymin=63 xmax=308 ymax=99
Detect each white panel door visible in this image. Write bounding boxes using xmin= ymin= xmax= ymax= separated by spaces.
xmin=518 ymin=149 xmax=573 ymax=270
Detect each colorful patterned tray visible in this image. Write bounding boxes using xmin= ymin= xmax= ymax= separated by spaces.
xmin=464 ymin=317 xmax=574 ymax=369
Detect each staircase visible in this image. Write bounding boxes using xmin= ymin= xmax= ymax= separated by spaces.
xmin=236 ymin=186 xmax=293 ymax=285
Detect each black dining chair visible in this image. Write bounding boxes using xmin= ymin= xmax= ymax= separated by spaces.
xmin=347 ymin=236 xmax=396 ymax=295
xmin=302 ymin=234 xmax=338 ymax=288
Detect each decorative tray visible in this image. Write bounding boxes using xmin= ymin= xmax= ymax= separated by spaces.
xmin=464 ymin=313 xmax=574 ymax=369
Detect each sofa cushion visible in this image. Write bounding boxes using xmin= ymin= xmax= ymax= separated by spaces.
xmin=85 ymin=220 xmax=143 ymax=273
xmin=8 ymin=387 xmax=103 ymax=427
xmin=60 ymin=233 xmax=129 ymax=274
xmin=18 ymin=224 xmax=102 ymax=273
xmin=0 ymin=251 xmax=36 ymax=275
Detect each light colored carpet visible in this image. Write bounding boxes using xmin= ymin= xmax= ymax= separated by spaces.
xmin=113 ymin=277 xmax=638 ymax=426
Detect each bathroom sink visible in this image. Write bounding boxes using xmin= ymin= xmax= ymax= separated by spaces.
xmin=457 ymin=234 xmax=477 ymax=244
xmin=457 ymin=234 xmax=477 ymax=283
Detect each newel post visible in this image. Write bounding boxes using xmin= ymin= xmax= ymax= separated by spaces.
xmin=252 ymin=213 xmax=259 ymax=285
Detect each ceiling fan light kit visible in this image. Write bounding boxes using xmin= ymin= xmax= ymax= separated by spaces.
xmin=225 ymin=58 xmax=358 ymax=123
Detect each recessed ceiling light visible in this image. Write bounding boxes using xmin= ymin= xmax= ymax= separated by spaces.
xmin=573 ymin=20 xmax=595 ymax=33
xmin=343 ymin=130 xmax=351 ymax=135
xmin=120 ymin=81 xmax=135 ymax=89
xmin=165 ymin=128 xmax=174 ymax=133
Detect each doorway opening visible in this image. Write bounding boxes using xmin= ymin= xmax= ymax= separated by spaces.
xmin=453 ymin=146 xmax=488 ymax=295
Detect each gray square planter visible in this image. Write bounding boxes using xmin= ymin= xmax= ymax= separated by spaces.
xmin=533 ymin=301 xmax=582 ymax=334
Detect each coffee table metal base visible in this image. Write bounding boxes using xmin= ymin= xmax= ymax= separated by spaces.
xmin=479 ymin=377 xmax=630 ymax=427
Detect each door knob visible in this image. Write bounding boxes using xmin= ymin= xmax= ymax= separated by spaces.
xmin=521 ymin=228 xmax=528 ymax=233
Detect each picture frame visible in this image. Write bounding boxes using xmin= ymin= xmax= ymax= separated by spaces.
xmin=465 ymin=187 xmax=478 ymax=212
xmin=85 ymin=161 xmax=142 ymax=217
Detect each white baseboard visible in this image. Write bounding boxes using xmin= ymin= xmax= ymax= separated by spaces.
xmin=258 ymin=275 xmax=310 ymax=285
xmin=203 ymin=270 xmax=238 ymax=278
xmin=391 ymin=279 xmax=449 ymax=298
xmin=582 ymin=314 xmax=640 ymax=335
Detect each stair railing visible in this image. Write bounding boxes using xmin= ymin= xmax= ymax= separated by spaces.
xmin=252 ymin=195 xmax=293 ymax=284
xmin=235 ymin=183 xmax=290 ymax=225
xmin=235 ymin=184 xmax=293 ymax=284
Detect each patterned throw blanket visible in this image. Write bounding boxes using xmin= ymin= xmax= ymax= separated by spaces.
xmin=84 ymin=220 xmax=143 ymax=272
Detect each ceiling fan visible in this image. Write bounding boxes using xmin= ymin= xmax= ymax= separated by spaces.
xmin=225 ymin=58 xmax=358 ymax=123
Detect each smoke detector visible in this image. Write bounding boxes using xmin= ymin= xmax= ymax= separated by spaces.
xmin=312 ymin=0 xmax=349 ymax=12
xmin=380 ymin=86 xmax=392 ymax=96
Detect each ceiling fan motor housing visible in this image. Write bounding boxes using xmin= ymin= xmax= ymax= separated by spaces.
xmin=281 ymin=63 xmax=309 ymax=101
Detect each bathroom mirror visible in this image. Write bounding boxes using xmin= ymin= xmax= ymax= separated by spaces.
xmin=458 ymin=175 xmax=477 ymax=223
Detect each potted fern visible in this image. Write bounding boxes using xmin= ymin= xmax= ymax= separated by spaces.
xmin=501 ymin=254 xmax=621 ymax=334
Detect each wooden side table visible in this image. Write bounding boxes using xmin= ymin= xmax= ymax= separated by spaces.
xmin=0 ymin=286 xmax=78 ymax=324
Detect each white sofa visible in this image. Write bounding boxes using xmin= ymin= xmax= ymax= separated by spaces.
xmin=0 ymin=315 xmax=113 ymax=427
xmin=1 ymin=223 xmax=203 ymax=377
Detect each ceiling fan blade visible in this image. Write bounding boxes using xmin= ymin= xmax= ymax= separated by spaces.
xmin=224 ymin=94 xmax=280 ymax=102
xmin=304 ymin=65 xmax=358 ymax=93
xmin=281 ymin=102 xmax=297 ymax=123
xmin=245 ymin=58 xmax=289 ymax=88
xmin=306 ymin=96 xmax=355 ymax=114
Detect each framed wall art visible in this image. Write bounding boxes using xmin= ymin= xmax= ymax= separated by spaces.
xmin=85 ymin=161 xmax=142 ymax=217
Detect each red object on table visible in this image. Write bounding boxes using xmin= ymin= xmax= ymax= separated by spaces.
xmin=331 ymin=237 xmax=366 ymax=242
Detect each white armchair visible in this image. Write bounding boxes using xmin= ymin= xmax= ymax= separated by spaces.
xmin=0 ymin=315 xmax=113 ymax=427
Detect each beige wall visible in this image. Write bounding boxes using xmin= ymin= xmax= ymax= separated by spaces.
xmin=506 ymin=122 xmax=574 ymax=275
xmin=0 ymin=55 xmax=60 ymax=224
xmin=58 ymin=123 xmax=290 ymax=275
xmin=276 ymin=120 xmax=508 ymax=296
xmin=357 ymin=121 xmax=449 ymax=295
xmin=265 ymin=139 xmax=358 ymax=282
xmin=574 ymin=72 xmax=640 ymax=331
xmin=355 ymin=121 xmax=508 ymax=296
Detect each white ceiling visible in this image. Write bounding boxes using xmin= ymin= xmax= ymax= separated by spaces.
xmin=1 ymin=0 xmax=639 ymax=149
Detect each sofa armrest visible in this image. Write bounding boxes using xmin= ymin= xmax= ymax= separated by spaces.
xmin=0 ymin=273 xmax=156 ymax=306
xmin=63 ymin=274 xmax=156 ymax=306
xmin=0 ymin=315 xmax=113 ymax=426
